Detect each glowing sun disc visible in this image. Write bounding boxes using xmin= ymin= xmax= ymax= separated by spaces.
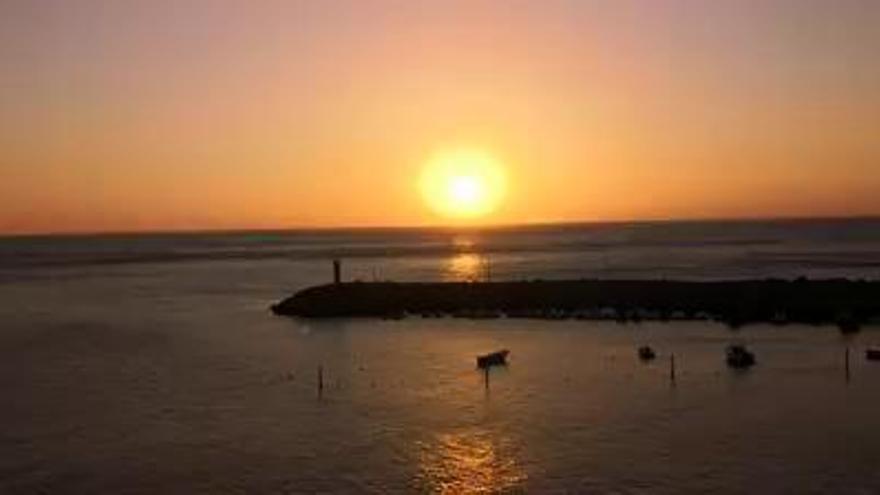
xmin=419 ymin=149 xmax=507 ymax=219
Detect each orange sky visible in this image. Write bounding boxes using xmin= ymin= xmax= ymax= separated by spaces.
xmin=2 ymin=1 xmax=879 ymax=234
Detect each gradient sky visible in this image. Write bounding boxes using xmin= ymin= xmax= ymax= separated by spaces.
xmin=2 ymin=0 xmax=878 ymax=233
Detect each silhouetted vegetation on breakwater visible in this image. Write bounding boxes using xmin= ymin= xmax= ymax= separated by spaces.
xmin=271 ymin=279 xmax=880 ymax=330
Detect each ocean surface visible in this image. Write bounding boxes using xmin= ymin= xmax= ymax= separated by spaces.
xmin=1 ymin=218 xmax=880 ymax=493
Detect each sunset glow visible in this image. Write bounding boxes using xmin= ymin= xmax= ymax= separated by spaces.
xmin=3 ymin=3 xmax=880 ymax=490
xmin=420 ymin=149 xmax=507 ymax=220
xmin=0 ymin=1 xmax=878 ymax=233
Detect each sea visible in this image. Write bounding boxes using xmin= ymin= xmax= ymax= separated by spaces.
xmin=1 ymin=218 xmax=879 ymax=493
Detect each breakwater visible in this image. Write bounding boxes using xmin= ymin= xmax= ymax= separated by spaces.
xmin=271 ymin=279 xmax=880 ymax=329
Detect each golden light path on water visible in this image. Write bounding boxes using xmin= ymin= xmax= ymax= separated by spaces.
xmin=445 ymin=253 xmax=488 ymax=282
xmin=415 ymin=428 xmax=527 ymax=494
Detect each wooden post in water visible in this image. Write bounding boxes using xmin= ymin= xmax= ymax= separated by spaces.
xmin=484 ymin=367 xmax=490 ymax=391
xmin=317 ymin=365 xmax=324 ymax=397
xmin=670 ymin=353 xmax=676 ymax=384
xmin=845 ymin=347 xmax=851 ymax=383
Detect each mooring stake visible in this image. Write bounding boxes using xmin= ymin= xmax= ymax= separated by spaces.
xmin=484 ymin=366 xmax=490 ymax=391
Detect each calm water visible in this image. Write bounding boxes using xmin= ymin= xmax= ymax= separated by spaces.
xmin=1 ymin=219 xmax=880 ymax=493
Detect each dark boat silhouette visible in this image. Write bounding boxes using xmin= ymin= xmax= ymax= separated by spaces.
xmin=726 ymin=345 xmax=756 ymax=368
xmin=837 ymin=314 xmax=861 ymax=334
xmin=866 ymin=348 xmax=880 ymax=361
xmin=638 ymin=346 xmax=656 ymax=361
xmin=477 ymin=350 xmax=509 ymax=368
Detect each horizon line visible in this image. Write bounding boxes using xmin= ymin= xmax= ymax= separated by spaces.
xmin=2 ymin=213 xmax=878 ymax=240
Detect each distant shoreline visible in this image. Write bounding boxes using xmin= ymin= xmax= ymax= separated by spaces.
xmin=272 ymin=279 xmax=880 ymax=331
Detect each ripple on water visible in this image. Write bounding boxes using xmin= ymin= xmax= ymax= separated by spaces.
xmin=414 ymin=427 xmax=527 ymax=493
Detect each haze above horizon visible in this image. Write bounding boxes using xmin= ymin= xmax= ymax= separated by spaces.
xmin=2 ymin=1 xmax=879 ymax=234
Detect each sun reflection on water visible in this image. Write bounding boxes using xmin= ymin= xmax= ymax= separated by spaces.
xmin=445 ymin=253 xmax=486 ymax=282
xmin=415 ymin=429 xmax=526 ymax=493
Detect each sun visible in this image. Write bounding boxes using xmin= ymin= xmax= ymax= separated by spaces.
xmin=419 ymin=148 xmax=507 ymax=220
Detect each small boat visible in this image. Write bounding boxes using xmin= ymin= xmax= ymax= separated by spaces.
xmin=838 ymin=316 xmax=861 ymax=334
xmin=382 ymin=310 xmax=406 ymax=320
xmin=866 ymin=348 xmax=880 ymax=361
xmin=726 ymin=345 xmax=756 ymax=368
xmin=638 ymin=346 xmax=656 ymax=361
xmin=477 ymin=350 xmax=510 ymax=368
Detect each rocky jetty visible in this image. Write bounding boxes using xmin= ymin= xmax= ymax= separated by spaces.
xmin=271 ymin=279 xmax=880 ymax=330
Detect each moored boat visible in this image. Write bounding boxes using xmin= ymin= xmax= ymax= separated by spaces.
xmin=477 ymin=349 xmax=510 ymax=368
xmin=638 ymin=346 xmax=656 ymax=361
xmin=726 ymin=345 xmax=756 ymax=368
xmin=866 ymin=348 xmax=880 ymax=361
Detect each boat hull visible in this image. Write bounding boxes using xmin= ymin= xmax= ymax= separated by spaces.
xmin=477 ymin=350 xmax=509 ymax=368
